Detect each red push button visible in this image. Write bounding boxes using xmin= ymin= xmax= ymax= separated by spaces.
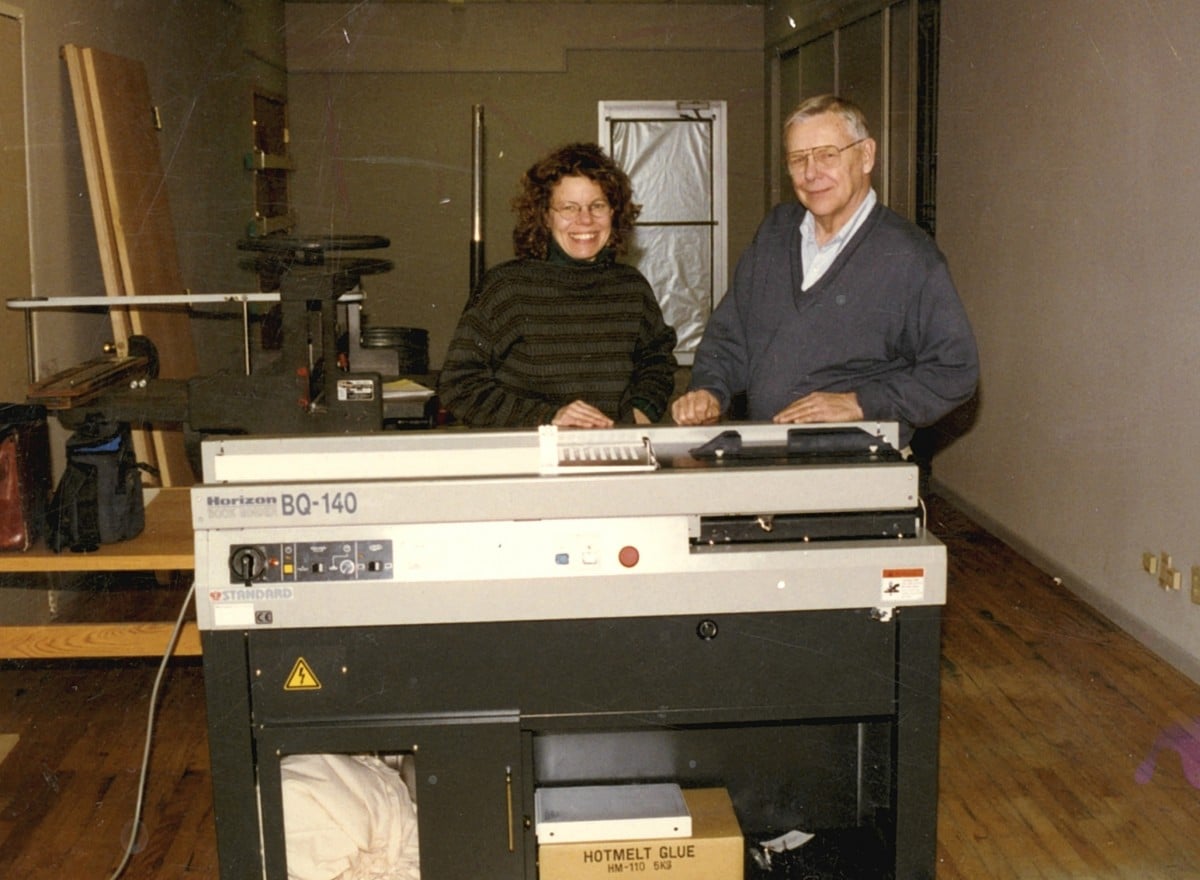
xmin=618 ymin=546 xmax=640 ymax=568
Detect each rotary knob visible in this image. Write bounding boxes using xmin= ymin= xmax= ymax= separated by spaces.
xmin=230 ymin=546 xmax=268 ymax=585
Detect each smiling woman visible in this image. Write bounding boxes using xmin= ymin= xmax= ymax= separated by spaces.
xmin=546 ymin=177 xmax=614 ymax=262
xmin=437 ymin=142 xmax=678 ymax=430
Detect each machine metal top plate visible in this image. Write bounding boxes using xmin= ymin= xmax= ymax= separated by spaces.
xmin=193 ymin=423 xmax=916 ymax=530
xmin=200 ymin=421 xmax=900 ymax=481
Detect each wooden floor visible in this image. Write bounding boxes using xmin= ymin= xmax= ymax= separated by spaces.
xmin=931 ymin=499 xmax=1200 ymax=879
xmin=1 ymin=496 xmax=1199 ymax=878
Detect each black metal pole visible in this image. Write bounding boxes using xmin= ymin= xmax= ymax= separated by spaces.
xmin=470 ymin=104 xmax=485 ymax=294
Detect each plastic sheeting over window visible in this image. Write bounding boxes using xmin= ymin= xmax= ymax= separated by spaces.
xmin=602 ymin=102 xmax=727 ymax=361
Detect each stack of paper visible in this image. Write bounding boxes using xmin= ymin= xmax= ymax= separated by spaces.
xmin=381 ymin=378 xmax=435 ymax=401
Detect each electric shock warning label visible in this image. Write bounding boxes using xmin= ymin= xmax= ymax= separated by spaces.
xmin=284 ymin=657 xmax=322 ymax=691
xmin=881 ymin=567 xmax=926 ymax=601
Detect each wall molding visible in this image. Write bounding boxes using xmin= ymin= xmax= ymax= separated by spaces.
xmin=933 ymin=480 xmax=1200 ymax=688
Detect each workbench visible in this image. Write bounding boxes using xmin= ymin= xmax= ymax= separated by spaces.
xmin=0 ymin=488 xmax=199 ymax=659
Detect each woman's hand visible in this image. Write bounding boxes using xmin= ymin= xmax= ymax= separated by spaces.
xmin=552 ymin=400 xmax=615 ymax=428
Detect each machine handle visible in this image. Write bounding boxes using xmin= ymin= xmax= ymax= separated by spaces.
xmin=505 ymin=765 xmax=515 ymax=853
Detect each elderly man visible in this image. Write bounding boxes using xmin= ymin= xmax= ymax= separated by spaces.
xmin=672 ymin=94 xmax=978 ymax=450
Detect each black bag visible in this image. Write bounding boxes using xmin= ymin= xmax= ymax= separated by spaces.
xmin=47 ymin=417 xmax=145 ymax=552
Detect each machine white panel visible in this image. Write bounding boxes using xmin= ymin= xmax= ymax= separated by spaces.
xmin=192 ymin=422 xmax=942 ymax=631
xmin=194 ymin=520 xmax=945 ymax=630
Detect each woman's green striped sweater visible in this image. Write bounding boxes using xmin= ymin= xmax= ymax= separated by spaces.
xmin=438 ymin=252 xmax=678 ymax=427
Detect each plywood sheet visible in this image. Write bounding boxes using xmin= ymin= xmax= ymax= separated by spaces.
xmin=0 ymin=16 xmax=32 ymax=403
xmin=62 ymin=44 xmax=195 ymax=486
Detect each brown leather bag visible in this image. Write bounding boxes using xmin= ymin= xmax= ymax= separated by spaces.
xmin=0 ymin=404 xmax=51 ymax=551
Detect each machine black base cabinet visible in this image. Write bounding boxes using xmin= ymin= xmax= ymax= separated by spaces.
xmin=202 ymin=606 xmax=941 ymax=880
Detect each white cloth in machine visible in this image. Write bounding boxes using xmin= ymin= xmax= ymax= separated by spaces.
xmin=281 ymin=753 xmax=420 ymax=880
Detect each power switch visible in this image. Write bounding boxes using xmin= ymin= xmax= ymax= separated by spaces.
xmin=229 ymin=546 xmax=268 ymax=585
xmin=618 ymin=546 xmax=640 ymax=568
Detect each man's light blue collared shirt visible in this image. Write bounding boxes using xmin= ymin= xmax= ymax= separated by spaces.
xmin=799 ymin=188 xmax=877 ymax=291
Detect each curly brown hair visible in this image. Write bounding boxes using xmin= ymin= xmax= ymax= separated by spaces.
xmin=511 ymin=142 xmax=641 ymax=260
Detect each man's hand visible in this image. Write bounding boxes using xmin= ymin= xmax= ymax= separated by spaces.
xmin=772 ymin=391 xmax=863 ymax=425
xmin=671 ymin=389 xmax=722 ymax=425
xmin=552 ymin=400 xmax=615 ymax=428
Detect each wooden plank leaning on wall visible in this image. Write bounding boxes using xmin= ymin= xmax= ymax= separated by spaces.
xmin=62 ymin=44 xmax=197 ymax=487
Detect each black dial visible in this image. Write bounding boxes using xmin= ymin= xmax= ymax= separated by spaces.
xmin=229 ymin=546 xmax=268 ymax=585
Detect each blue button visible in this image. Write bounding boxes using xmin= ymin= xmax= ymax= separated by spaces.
xmin=555 ymin=553 xmax=570 ymax=565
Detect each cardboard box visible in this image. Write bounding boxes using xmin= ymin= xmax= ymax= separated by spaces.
xmin=538 ymin=788 xmax=743 ymax=880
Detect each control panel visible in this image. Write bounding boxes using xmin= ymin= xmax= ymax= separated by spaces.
xmin=228 ymin=540 xmax=394 ymax=585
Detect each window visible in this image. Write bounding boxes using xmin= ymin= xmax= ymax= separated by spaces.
xmin=599 ymin=101 xmax=727 ymax=363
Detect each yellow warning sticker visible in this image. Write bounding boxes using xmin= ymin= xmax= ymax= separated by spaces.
xmin=284 ymin=657 xmax=322 ymax=691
